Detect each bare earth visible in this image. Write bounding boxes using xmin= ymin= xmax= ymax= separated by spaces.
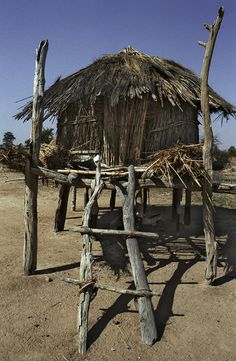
xmin=0 ymin=171 xmax=236 ymax=361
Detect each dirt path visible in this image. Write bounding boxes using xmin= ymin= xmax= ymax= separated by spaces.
xmin=0 ymin=172 xmax=236 ymax=361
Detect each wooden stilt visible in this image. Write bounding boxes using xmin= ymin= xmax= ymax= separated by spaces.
xmin=109 ymin=189 xmax=116 ymax=210
xmin=116 ymin=165 xmax=158 ymax=346
xmin=71 ymin=186 xmax=77 ymax=211
xmin=142 ymin=188 xmax=148 ymax=213
xmin=184 ymin=188 xmax=192 ymax=225
xmin=172 ymin=188 xmax=182 ymax=231
xmin=54 ymin=184 xmax=70 ymax=232
xmin=199 ymin=7 xmax=224 ymax=282
xmin=77 ymin=163 xmax=104 ymax=354
xmin=23 ymin=40 xmax=48 ymax=275
xmin=201 ymin=179 xmax=217 ymax=282
xmin=172 ymin=188 xmax=178 ymax=219
xmin=83 ymin=187 xmax=90 ymax=208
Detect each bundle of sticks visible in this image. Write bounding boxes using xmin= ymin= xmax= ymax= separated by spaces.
xmin=142 ymin=144 xmax=209 ymax=187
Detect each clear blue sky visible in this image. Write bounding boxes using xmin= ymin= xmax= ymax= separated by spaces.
xmin=0 ymin=0 xmax=235 ymax=148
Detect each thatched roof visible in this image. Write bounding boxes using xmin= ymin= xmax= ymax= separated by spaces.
xmin=16 ymin=46 xmax=235 ymax=121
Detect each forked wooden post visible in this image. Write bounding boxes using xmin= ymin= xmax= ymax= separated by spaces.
xmin=199 ymin=7 xmax=224 ymax=283
xmin=116 ymin=165 xmax=158 ymax=345
xmin=77 ymin=163 xmax=104 ymax=354
xmin=23 ymin=40 xmax=48 ymax=275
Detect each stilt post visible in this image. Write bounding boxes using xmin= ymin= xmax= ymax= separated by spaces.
xmin=23 ymin=40 xmax=48 ymax=275
xmin=54 ymin=184 xmax=71 ymax=232
xmin=116 ymin=165 xmax=158 ymax=345
xmin=71 ymin=186 xmax=77 ymax=211
xmin=77 ymin=163 xmax=104 ymax=354
xmin=199 ymin=7 xmax=224 ymax=283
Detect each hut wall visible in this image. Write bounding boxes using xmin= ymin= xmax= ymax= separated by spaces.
xmin=56 ymin=100 xmax=103 ymax=152
xmin=142 ymin=98 xmax=199 ymax=157
xmin=102 ymin=96 xmax=148 ymax=165
xmin=56 ymin=96 xmax=199 ymax=166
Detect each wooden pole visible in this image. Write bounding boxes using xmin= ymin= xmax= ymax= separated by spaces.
xmin=64 ymin=278 xmax=161 ymax=297
xmin=83 ymin=187 xmax=90 ymax=208
xmin=199 ymin=7 xmax=224 ymax=283
xmin=184 ymin=189 xmax=192 ymax=225
xmin=116 ymin=165 xmax=158 ymax=345
xmin=71 ymin=186 xmax=77 ymax=211
xmin=172 ymin=188 xmax=182 ymax=231
xmin=23 ymin=40 xmax=48 ymax=275
xmin=54 ymin=184 xmax=71 ymax=232
xmin=77 ymin=163 xmax=104 ymax=354
xmin=69 ymin=226 xmax=160 ymax=240
xmin=109 ymin=189 xmax=116 ymax=210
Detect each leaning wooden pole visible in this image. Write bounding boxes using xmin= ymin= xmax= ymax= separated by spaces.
xmin=23 ymin=40 xmax=48 ymax=275
xmin=199 ymin=7 xmax=224 ymax=283
xmin=77 ymin=163 xmax=104 ymax=354
xmin=116 ymin=165 xmax=158 ymax=345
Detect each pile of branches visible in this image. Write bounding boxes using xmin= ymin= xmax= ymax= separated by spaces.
xmin=142 ymin=144 xmax=209 ymax=187
xmin=0 ymin=146 xmax=26 ymax=172
xmin=0 ymin=141 xmax=69 ymax=172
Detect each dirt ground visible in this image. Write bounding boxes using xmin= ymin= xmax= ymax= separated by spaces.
xmin=0 ymin=171 xmax=236 ymax=361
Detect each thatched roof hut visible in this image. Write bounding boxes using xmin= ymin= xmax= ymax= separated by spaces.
xmin=16 ymin=46 xmax=235 ymax=166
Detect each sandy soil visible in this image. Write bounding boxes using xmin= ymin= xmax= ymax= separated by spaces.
xmin=0 ymin=171 xmax=236 ymax=361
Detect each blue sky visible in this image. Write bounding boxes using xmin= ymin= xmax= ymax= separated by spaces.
xmin=0 ymin=0 xmax=235 ymax=148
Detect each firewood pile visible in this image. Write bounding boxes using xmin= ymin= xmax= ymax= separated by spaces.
xmin=142 ymin=144 xmax=209 ymax=187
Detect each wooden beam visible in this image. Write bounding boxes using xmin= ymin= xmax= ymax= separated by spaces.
xmin=199 ymin=7 xmax=224 ymax=283
xmin=64 ymin=278 xmax=161 ymax=297
xmin=69 ymin=226 xmax=160 ymax=240
xmin=116 ymin=165 xmax=158 ymax=345
xmin=23 ymin=40 xmax=48 ymax=275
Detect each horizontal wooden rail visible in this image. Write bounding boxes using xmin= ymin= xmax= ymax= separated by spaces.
xmin=68 ymin=226 xmax=161 ymax=239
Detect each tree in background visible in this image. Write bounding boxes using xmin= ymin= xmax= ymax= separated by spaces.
xmin=2 ymin=131 xmax=16 ymax=148
xmin=228 ymin=146 xmax=236 ymax=157
xmin=25 ymin=127 xmax=54 ymax=148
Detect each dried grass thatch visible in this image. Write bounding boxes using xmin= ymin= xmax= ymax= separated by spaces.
xmin=15 ymin=46 xmax=235 ymax=122
xmin=142 ymin=144 xmax=208 ymax=187
xmin=39 ymin=140 xmax=68 ymax=169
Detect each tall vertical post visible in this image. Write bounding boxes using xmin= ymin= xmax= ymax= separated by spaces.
xmin=23 ymin=40 xmax=48 ymax=275
xmin=199 ymin=7 xmax=224 ymax=283
xmin=116 ymin=165 xmax=158 ymax=345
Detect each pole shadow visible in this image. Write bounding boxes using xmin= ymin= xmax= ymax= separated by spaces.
xmin=155 ymin=256 xmax=200 ymax=341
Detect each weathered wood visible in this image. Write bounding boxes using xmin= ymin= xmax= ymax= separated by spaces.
xmin=142 ymin=188 xmax=149 ymax=212
xmin=77 ymin=163 xmax=104 ymax=354
xmin=184 ymin=188 xmax=192 ymax=225
xmin=109 ymin=189 xmax=116 ymax=210
xmin=71 ymin=186 xmax=77 ymax=211
xmin=116 ymin=165 xmax=158 ymax=345
xmin=54 ymin=184 xmax=71 ymax=232
xmin=199 ymin=7 xmax=224 ymax=283
xmin=23 ymin=40 xmax=48 ymax=275
xmin=83 ymin=187 xmax=90 ymax=208
xmin=69 ymin=226 xmax=160 ymax=240
xmin=172 ymin=188 xmax=182 ymax=231
xmin=31 ymin=166 xmax=69 ymax=183
xmin=64 ymin=278 xmax=161 ymax=297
